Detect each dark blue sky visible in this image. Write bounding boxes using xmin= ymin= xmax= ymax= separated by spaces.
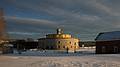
xmin=0 ymin=0 xmax=120 ymax=41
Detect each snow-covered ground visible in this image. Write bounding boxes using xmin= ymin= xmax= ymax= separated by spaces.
xmin=0 ymin=48 xmax=120 ymax=67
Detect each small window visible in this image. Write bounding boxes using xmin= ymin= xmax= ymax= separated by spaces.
xmin=58 ymin=45 xmax=60 ymax=48
xmin=63 ymin=46 xmax=65 ymax=48
xmin=70 ymin=42 xmax=71 ymax=44
xmin=74 ymin=43 xmax=76 ymax=45
xmin=58 ymin=41 xmax=60 ymax=44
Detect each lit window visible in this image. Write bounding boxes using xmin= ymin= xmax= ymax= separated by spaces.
xmin=61 ymin=35 xmax=64 ymax=38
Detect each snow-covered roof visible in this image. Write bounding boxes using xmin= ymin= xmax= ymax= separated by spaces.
xmin=95 ymin=31 xmax=120 ymax=41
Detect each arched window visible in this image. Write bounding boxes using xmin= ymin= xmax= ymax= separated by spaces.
xmin=58 ymin=41 xmax=60 ymax=44
xmin=70 ymin=42 xmax=71 ymax=44
xmin=74 ymin=42 xmax=76 ymax=45
xmin=71 ymin=46 xmax=73 ymax=48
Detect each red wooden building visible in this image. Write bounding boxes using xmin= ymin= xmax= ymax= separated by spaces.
xmin=95 ymin=31 xmax=120 ymax=54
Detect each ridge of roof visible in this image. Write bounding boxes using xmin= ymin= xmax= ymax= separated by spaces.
xmin=95 ymin=31 xmax=120 ymax=41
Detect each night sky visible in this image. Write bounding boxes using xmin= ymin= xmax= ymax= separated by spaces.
xmin=0 ymin=0 xmax=120 ymax=41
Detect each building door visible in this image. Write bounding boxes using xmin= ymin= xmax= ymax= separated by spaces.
xmin=102 ymin=46 xmax=106 ymax=53
xmin=114 ymin=46 xmax=118 ymax=53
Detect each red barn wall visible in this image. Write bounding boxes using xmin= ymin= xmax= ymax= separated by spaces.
xmin=96 ymin=40 xmax=120 ymax=54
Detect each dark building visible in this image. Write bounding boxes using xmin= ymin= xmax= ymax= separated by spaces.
xmin=79 ymin=41 xmax=95 ymax=47
xmin=11 ymin=39 xmax=38 ymax=50
xmin=95 ymin=31 xmax=120 ymax=54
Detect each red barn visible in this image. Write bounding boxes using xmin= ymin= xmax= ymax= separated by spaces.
xmin=95 ymin=31 xmax=120 ymax=54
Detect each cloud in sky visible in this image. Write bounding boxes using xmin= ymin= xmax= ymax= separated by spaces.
xmin=5 ymin=16 xmax=59 ymax=27
xmin=0 ymin=0 xmax=120 ymax=41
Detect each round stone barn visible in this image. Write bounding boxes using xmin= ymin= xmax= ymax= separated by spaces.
xmin=38 ymin=28 xmax=80 ymax=52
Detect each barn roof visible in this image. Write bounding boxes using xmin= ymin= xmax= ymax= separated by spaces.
xmin=95 ymin=31 xmax=120 ymax=41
